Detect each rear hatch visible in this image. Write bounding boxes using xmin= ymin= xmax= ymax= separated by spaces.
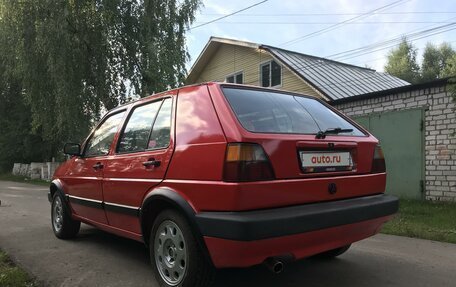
xmin=221 ymin=86 xmax=380 ymax=180
xmin=216 ymin=85 xmax=386 ymax=209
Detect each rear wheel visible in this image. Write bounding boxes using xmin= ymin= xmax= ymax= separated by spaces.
xmin=51 ymin=192 xmax=80 ymax=239
xmin=150 ymin=209 xmax=215 ymax=287
xmin=315 ymin=244 xmax=351 ymax=259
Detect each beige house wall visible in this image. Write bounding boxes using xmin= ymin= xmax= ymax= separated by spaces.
xmin=194 ymin=44 xmax=322 ymax=98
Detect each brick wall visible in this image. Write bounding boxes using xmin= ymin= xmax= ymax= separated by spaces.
xmin=333 ymin=84 xmax=456 ymax=201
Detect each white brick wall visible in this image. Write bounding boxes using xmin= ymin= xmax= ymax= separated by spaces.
xmin=334 ymin=85 xmax=456 ymax=201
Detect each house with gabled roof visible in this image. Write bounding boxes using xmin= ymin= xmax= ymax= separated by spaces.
xmin=186 ymin=37 xmax=410 ymax=101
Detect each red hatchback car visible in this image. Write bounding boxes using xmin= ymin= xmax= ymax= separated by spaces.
xmin=49 ymin=83 xmax=398 ymax=287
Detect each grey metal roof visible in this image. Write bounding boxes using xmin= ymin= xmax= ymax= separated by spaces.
xmin=263 ymin=45 xmax=410 ymax=101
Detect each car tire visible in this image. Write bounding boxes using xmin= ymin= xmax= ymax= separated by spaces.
xmin=150 ymin=209 xmax=215 ymax=287
xmin=314 ymin=244 xmax=351 ymax=259
xmin=51 ymin=192 xmax=81 ymax=239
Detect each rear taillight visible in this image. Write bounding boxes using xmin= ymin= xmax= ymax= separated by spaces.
xmin=223 ymin=143 xmax=275 ymax=182
xmin=371 ymin=145 xmax=386 ymax=173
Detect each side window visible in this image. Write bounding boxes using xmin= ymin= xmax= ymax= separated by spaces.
xmin=260 ymin=60 xmax=282 ymax=87
xmin=148 ymin=98 xmax=172 ymax=150
xmin=117 ymin=101 xmax=162 ymax=153
xmin=261 ymin=63 xmax=270 ymax=87
xmin=85 ymin=111 xmax=125 ymax=157
xmin=226 ymin=71 xmax=243 ymax=84
xmin=271 ymin=61 xmax=282 ymax=87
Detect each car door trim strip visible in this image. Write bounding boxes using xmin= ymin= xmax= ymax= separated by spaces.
xmin=104 ymin=202 xmax=140 ymax=217
xmin=103 ymin=178 xmax=162 ymax=183
xmin=67 ymin=195 xmax=140 ymax=217
xmin=68 ymin=195 xmax=103 ymax=209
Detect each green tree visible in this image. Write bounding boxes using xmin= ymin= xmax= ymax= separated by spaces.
xmin=442 ymin=54 xmax=456 ymax=104
xmin=384 ymin=38 xmax=420 ymax=83
xmin=0 ymin=0 xmax=201 ymax=171
xmin=0 ymin=3 xmax=50 ymax=172
xmin=442 ymin=54 xmax=456 ymax=77
xmin=421 ymin=43 xmax=456 ymax=82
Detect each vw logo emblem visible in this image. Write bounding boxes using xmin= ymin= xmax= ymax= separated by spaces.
xmin=328 ymin=183 xmax=337 ymax=194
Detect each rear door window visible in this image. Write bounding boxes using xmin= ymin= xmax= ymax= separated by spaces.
xmin=117 ymin=101 xmax=162 ymax=153
xmin=117 ymin=97 xmax=173 ymax=153
xmin=222 ymin=87 xmax=364 ymax=136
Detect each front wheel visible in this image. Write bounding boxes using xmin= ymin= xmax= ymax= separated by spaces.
xmin=150 ymin=209 xmax=215 ymax=287
xmin=51 ymin=192 xmax=80 ymax=239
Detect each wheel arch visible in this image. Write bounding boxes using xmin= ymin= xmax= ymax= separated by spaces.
xmin=49 ymin=179 xmax=78 ymax=220
xmin=49 ymin=179 xmax=66 ymax=202
xmin=140 ymin=187 xmax=213 ymax=265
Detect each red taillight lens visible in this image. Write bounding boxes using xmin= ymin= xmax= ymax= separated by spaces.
xmin=223 ymin=143 xmax=275 ymax=182
xmin=371 ymin=145 xmax=386 ymax=173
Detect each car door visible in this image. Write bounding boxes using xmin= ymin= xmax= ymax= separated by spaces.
xmin=102 ymin=94 xmax=176 ymax=233
xmin=64 ymin=110 xmax=126 ymax=225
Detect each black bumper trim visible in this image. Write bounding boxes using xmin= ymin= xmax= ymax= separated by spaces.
xmin=195 ymin=194 xmax=398 ymax=241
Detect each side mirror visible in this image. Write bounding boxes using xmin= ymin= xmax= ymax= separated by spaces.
xmin=64 ymin=143 xmax=81 ymax=156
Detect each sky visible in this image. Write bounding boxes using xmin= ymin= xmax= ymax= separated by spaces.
xmin=185 ymin=0 xmax=456 ymax=72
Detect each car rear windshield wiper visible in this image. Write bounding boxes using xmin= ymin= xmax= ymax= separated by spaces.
xmin=315 ymin=128 xmax=354 ymax=139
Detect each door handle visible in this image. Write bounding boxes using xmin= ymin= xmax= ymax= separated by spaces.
xmin=92 ymin=162 xmax=104 ymax=170
xmin=142 ymin=159 xmax=161 ymax=168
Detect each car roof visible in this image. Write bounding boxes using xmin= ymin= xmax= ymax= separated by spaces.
xmin=106 ymin=81 xmax=321 ymax=116
xmin=107 ymin=82 xmax=210 ymax=114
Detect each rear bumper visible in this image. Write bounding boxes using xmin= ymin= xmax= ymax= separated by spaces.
xmin=195 ymin=194 xmax=398 ymax=268
xmin=196 ymin=194 xmax=398 ymax=241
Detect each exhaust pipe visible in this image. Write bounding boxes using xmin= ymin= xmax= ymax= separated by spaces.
xmin=264 ymin=257 xmax=284 ymax=274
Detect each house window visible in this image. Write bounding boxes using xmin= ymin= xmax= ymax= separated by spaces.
xmin=226 ymin=71 xmax=243 ymax=84
xmin=260 ymin=60 xmax=281 ymax=87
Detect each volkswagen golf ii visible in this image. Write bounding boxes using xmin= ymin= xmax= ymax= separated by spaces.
xmin=49 ymin=83 xmax=398 ymax=287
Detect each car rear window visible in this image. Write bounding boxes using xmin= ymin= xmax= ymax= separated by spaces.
xmin=222 ymin=87 xmax=364 ymax=136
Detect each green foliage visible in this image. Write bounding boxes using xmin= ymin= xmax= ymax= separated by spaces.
xmin=0 ymin=3 xmax=50 ymax=172
xmin=0 ymin=251 xmax=39 ymax=287
xmin=0 ymin=80 xmax=51 ymax=172
xmin=421 ymin=43 xmax=456 ymax=82
xmin=441 ymin=52 xmax=456 ymax=106
xmin=0 ymin=0 xmax=201 ymax=171
xmin=421 ymin=43 xmax=442 ymax=82
xmin=441 ymin=51 xmax=456 ymax=104
xmin=385 ymin=38 xmax=456 ymax=86
xmin=384 ymin=38 xmax=421 ymax=84
xmin=382 ymin=199 xmax=456 ymax=244
xmin=442 ymin=53 xmax=456 ymax=77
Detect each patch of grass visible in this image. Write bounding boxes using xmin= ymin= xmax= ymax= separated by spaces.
xmin=0 ymin=251 xmax=38 ymax=287
xmin=382 ymin=198 xmax=456 ymax=244
xmin=0 ymin=174 xmax=49 ymax=187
